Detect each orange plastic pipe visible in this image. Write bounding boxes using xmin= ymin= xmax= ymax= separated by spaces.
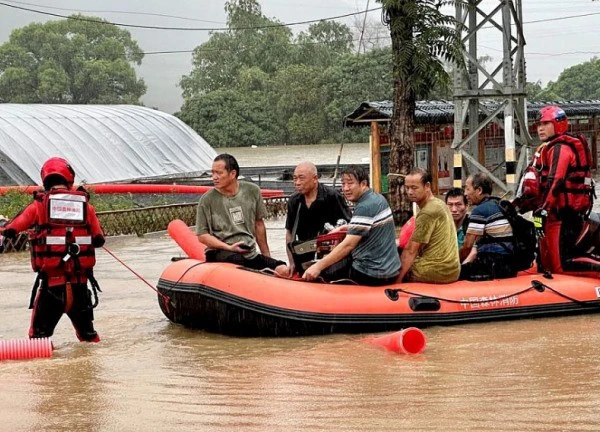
xmin=366 ymin=327 xmax=427 ymax=354
xmin=0 ymin=337 xmax=53 ymax=361
xmin=168 ymin=219 xmax=206 ymax=261
xmin=0 ymin=184 xmax=284 ymax=197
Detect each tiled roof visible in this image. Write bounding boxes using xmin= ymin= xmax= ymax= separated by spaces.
xmin=344 ymin=100 xmax=600 ymax=126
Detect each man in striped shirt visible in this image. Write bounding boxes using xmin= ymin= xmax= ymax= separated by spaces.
xmin=302 ymin=165 xmax=400 ymax=286
xmin=459 ymin=172 xmax=518 ymax=280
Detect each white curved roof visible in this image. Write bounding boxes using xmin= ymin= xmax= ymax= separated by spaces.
xmin=0 ymin=104 xmax=217 ymax=185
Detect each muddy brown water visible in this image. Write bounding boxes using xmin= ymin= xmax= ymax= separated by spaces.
xmin=1 ymin=144 xmax=600 ymax=431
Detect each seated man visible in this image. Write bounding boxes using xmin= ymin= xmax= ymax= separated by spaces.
xmin=445 ymin=187 xmax=469 ymax=248
xmin=397 ymin=168 xmax=460 ymax=284
xmin=459 ymin=172 xmax=517 ymax=280
xmin=196 ymin=153 xmax=289 ymax=277
xmin=285 ymin=161 xmax=351 ymax=275
xmin=302 ymin=165 xmax=400 ymax=286
xmin=445 ymin=187 xmax=476 ymax=263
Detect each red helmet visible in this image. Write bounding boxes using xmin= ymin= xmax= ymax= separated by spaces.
xmin=536 ymin=105 xmax=568 ymax=135
xmin=40 ymin=157 xmax=75 ymax=189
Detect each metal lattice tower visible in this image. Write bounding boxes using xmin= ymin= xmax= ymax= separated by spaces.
xmin=452 ymin=0 xmax=533 ymax=194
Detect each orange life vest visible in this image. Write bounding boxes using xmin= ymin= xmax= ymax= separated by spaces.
xmin=536 ymin=133 xmax=594 ymax=214
xmin=29 ymin=190 xmax=96 ymax=283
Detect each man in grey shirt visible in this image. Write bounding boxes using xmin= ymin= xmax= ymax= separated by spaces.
xmin=302 ymin=165 xmax=400 ymax=286
xmin=196 ymin=153 xmax=289 ymax=277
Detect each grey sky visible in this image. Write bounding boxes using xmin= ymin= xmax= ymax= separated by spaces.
xmin=0 ymin=0 xmax=599 ymax=114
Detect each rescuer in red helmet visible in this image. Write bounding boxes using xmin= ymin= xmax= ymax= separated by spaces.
xmin=519 ymin=105 xmax=599 ymax=275
xmin=0 ymin=157 xmax=105 ymax=342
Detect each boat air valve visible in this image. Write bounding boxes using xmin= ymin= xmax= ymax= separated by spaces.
xmin=385 ymin=289 xmax=400 ymax=301
xmin=531 ymin=280 xmax=546 ymax=292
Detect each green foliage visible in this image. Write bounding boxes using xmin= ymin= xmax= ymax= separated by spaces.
xmin=525 ymin=80 xmax=561 ymax=102
xmin=377 ymin=0 xmax=464 ymax=222
xmin=379 ymin=0 xmax=463 ymax=99
xmin=0 ymin=15 xmax=146 ymax=104
xmin=178 ymin=0 xmax=388 ymax=146
xmin=546 ymin=57 xmax=600 ymax=101
xmin=0 ymin=190 xmax=33 ymax=219
xmin=322 ymin=48 xmax=394 ymax=140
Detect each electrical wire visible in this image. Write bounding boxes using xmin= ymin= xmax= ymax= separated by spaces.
xmin=0 ymin=1 xmax=383 ymax=32
xmin=0 ymin=0 xmax=225 ymax=24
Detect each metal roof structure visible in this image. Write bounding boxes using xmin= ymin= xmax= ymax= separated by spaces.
xmin=344 ymin=100 xmax=600 ymax=127
xmin=0 ymin=104 xmax=217 ymax=186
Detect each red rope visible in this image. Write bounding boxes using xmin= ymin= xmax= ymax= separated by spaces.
xmin=101 ymin=246 xmax=171 ymax=309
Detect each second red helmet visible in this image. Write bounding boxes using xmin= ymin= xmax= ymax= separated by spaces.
xmin=537 ymin=105 xmax=568 ymax=135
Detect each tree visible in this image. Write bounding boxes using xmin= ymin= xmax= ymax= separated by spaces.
xmin=177 ymin=87 xmax=280 ymax=147
xmin=377 ymin=0 xmax=463 ymax=223
xmin=180 ymin=0 xmax=294 ymax=98
xmin=547 ymin=57 xmax=600 ymax=101
xmin=0 ymin=15 xmax=146 ymax=104
xmin=322 ymin=47 xmax=394 ymax=141
xmin=295 ymin=21 xmax=354 ymax=68
xmin=525 ymin=80 xmax=560 ymax=102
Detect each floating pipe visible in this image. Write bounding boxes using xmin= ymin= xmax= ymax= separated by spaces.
xmin=168 ymin=219 xmax=206 ymax=261
xmin=0 ymin=184 xmax=284 ymax=197
xmin=0 ymin=338 xmax=53 ymax=361
xmin=397 ymin=216 xmax=416 ymax=250
xmin=366 ymin=327 xmax=426 ymax=354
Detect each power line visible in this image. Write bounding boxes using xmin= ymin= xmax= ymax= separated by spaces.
xmin=1 ymin=0 xmax=225 ymax=24
xmin=0 ymin=1 xmax=383 ymax=32
xmin=523 ymin=10 xmax=600 ymax=25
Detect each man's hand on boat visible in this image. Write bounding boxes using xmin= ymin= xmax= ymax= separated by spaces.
xmin=302 ymin=263 xmax=323 ymax=282
xmin=230 ymin=241 xmax=253 ymax=254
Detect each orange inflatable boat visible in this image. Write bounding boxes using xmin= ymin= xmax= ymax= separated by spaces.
xmin=156 ymin=221 xmax=600 ymax=336
xmin=156 ymin=260 xmax=600 ymax=337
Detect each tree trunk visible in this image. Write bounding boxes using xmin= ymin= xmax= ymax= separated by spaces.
xmin=387 ymin=3 xmax=416 ymax=225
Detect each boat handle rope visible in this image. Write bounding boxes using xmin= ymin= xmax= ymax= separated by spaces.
xmin=385 ymin=285 xmax=535 ymax=303
xmin=385 ymin=279 xmax=600 ymax=308
xmin=102 ymin=246 xmax=173 ymax=312
xmin=161 ymin=261 xmax=206 ymax=300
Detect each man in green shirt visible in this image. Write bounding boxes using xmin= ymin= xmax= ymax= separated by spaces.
xmin=397 ymin=168 xmax=460 ymax=283
xmin=196 ymin=154 xmax=289 ymax=277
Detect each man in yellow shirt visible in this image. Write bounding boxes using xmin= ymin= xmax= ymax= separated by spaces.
xmin=397 ymin=168 xmax=460 ymax=283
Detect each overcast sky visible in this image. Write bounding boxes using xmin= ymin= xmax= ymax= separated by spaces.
xmin=0 ymin=0 xmax=599 ymax=114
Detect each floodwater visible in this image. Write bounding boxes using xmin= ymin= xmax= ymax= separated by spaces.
xmin=1 ymin=144 xmax=600 ymax=431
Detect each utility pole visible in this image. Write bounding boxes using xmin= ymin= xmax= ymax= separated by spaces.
xmin=452 ymin=0 xmax=533 ymax=195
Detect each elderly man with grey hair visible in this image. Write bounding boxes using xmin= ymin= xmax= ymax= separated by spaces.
xmin=285 ymin=161 xmax=351 ymax=276
xmin=459 ymin=172 xmax=517 ymax=280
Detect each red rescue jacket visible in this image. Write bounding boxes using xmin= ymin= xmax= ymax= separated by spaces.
xmin=5 ymin=188 xmax=104 ymax=287
xmin=536 ymin=133 xmax=594 ymax=214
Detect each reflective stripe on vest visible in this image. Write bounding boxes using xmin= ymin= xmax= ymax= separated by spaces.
xmin=45 ymin=236 xmax=92 ymax=245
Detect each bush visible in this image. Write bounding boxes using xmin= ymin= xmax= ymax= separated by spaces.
xmin=0 ymin=190 xmax=33 ymax=219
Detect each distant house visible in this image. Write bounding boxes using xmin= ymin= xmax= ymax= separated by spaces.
xmin=0 ymin=104 xmax=217 ymax=186
xmin=345 ymin=100 xmax=600 ymax=193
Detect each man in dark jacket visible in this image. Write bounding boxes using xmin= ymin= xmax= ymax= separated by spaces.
xmin=285 ymin=162 xmax=351 ymax=275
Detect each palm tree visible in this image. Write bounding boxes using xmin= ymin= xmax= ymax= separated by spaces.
xmin=377 ymin=0 xmax=463 ymax=223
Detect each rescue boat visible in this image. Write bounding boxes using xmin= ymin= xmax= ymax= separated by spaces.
xmin=156 ymin=220 xmax=600 ymax=337
xmin=156 ymin=259 xmax=600 ymax=337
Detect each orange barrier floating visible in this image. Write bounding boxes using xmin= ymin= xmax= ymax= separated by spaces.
xmin=0 ymin=338 xmax=53 ymax=361
xmin=366 ymin=327 xmax=426 ymax=354
xmin=0 ymin=184 xmax=284 ymax=197
xmin=398 ymin=216 xmax=416 ymax=249
xmin=168 ymin=219 xmax=206 ymax=261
